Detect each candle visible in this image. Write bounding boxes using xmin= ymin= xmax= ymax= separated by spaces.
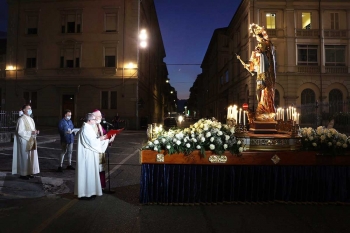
xmin=239 ymin=108 xmax=242 ymax=124
xmin=282 ymin=108 xmax=284 ymax=121
xmin=243 ymin=111 xmax=246 ymax=125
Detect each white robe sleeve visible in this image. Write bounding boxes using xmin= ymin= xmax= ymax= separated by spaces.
xmin=17 ymin=117 xmax=32 ymax=141
xmin=79 ymin=123 xmax=109 ymax=154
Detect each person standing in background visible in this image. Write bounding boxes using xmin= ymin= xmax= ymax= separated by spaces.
xmin=12 ymin=104 xmax=40 ymax=180
xmin=57 ymin=109 xmax=75 ymax=172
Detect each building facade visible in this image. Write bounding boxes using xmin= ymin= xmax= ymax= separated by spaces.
xmin=4 ymin=0 xmax=169 ymax=129
xmin=192 ymin=0 xmax=350 ymax=125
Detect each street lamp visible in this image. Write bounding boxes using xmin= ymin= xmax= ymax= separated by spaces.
xmin=184 ymin=106 xmax=187 ymax=116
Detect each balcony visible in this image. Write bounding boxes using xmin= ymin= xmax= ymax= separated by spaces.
xmin=324 ymin=30 xmax=347 ymax=38
xmin=297 ymin=66 xmax=320 ymax=73
xmin=296 ymin=29 xmax=319 ymax=37
xmin=325 ymin=66 xmax=348 ymax=74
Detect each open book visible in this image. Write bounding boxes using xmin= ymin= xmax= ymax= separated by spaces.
xmin=106 ymin=128 xmax=124 ymax=139
xmin=71 ymin=128 xmax=80 ymax=135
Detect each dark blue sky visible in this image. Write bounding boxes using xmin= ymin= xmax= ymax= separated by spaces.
xmin=0 ymin=0 xmax=240 ymax=99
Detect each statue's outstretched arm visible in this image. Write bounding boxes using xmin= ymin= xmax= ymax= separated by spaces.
xmin=236 ymin=54 xmax=254 ymax=76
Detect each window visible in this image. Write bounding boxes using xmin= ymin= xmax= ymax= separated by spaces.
xmin=105 ymin=13 xmax=117 ymax=32
xmin=23 ymin=91 xmax=37 ymax=109
xmin=266 ymin=13 xmax=276 ymax=29
xmin=330 ymin=13 xmax=339 ymax=30
xmin=329 ymin=89 xmax=343 ymax=114
xmin=27 ymin=15 xmax=38 ymax=34
xmin=325 ymin=45 xmax=345 ymax=66
xmin=297 ymin=45 xmax=318 ymax=66
xmin=301 ymin=89 xmax=315 ymax=104
xmin=101 ymin=91 xmax=117 ymax=109
xmin=61 ymin=12 xmax=82 ymax=33
xmin=60 ymin=47 xmax=80 ymax=68
xmin=26 ymin=49 xmax=37 ymax=69
xmin=104 ymin=47 xmax=116 ymax=67
xmin=274 ymin=90 xmax=280 ymax=107
xmin=302 ymin=12 xmax=311 ymax=29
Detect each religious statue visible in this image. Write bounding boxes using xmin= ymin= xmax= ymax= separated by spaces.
xmin=237 ymin=23 xmax=276 ymax=122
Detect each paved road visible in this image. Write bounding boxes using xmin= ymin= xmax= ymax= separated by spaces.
xmin=1 ymin=127 xmax=350 ymax=233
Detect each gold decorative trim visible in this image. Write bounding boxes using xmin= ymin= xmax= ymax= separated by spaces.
xmin=156 ymin=154 xmax=164 ymax=162
xmin=208 ymin=155 xmax=227 ymax=164
xmin=271 ymin=154 xmax=280 ymax=164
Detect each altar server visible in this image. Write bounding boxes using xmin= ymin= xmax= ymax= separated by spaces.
xmin=12 ymin=104 xmax=40 ymax=180
xmin=74 ymin=113 xmax=115 ymax=200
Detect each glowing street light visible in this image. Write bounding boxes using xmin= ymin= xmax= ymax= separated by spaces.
xmin=139 ymin=29 xmax=148 ymax=48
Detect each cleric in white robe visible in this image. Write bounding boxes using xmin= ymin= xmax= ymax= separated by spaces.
xmin=12 ymin=104 xmax=40 ymax=180
xmin=74 ymin=113 xmax=115 ymax=199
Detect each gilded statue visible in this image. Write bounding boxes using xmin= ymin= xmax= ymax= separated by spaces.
xmin=237 ymin=23 xmax=276 ymax=122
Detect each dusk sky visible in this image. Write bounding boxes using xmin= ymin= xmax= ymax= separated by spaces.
xmin=0 ymin=0 xmax=241 ymax=99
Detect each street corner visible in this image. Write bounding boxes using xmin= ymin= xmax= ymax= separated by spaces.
xmin=0 ymin=172 xmax=73 ymax=200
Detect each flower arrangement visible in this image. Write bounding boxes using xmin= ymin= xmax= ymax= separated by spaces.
xmin=299 ymin=126 xmax=350 ymax=155
xmin=142 ymin=118 xmax=245 ymax=156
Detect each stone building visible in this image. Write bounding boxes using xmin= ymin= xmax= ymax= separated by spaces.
xmin=4 ymin=0 xmax=169 ymax=129
xmin=192 ymin=0 xmax=350 ymax=125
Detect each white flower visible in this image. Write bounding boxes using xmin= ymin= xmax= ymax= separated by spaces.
xmin=225 ymin=135 xmax=230 ymax=141
xmin=209 ymin=144 xmax=215 ymax=150
xmin=196 ymin=145 xmax=201 ymax=149
xmin=166 ymin=145 xmax=171 ymax=149
xmin=309 ymin=136 xmax=314 ymax=141
xmin=206 ymin=132 xmax=211 ymax=138
xmin=153 ymin=146 xmax=158 ymax=151
xmin=237 ymin=140 xmax=242 ymax=145
xmin=312 ymin=142 xmax=317 ymax=147
xmin=176 ymin=140 xmax=181 ymax=145
xmin=161 ymin=138 xmax=166 ymax=143
xmin=239 ymin=147 xmax=243 ymax=152
xmin=336 ymin=142 xmax=341 ymax=147
xmin=230 ymin=127 xmax=235 ymax=134
xmin=186 ymin=143 xmax=191 ymax=148
xmin=224 ymin=144 xmax=228 ymax=149
xmin=210 ymin=137 xmax=214 ymax=142
xmin=201 ymin=137 xmax=205 ymax=142
xmin=217 ymin=131 xmax=223 ymax=136
xmin=328 ymin=142 xmax=332 ymax=146
xmin=148 ymin=141 xmax=153 ymax=146
xmin=203 ymin=126 xmax=209 ymax=131
xmin=154 ymin=140 xmax=159 ymax=145
xmin=192 ymin=138 xmax=197 ymax=143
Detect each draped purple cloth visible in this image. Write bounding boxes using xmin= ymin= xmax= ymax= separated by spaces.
xmin=140 ymin=164 xmax=350 ymax=204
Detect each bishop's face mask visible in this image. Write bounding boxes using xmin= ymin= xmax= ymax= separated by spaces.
xmin=27 ymin=109 xmax=33 ymax=116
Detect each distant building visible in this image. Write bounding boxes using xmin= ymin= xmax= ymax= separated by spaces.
xmin=192 ymin=0 xmax=350 ymax=124
xmin=4 ymin=0 xmax=169 ymax=128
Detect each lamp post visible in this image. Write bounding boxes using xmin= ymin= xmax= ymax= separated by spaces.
xmin=137 ymin=28 xmax=148 ymax=129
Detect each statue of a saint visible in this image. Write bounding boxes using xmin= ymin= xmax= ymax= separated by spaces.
xmin=237 ymin=23 xmax=276 ymax=122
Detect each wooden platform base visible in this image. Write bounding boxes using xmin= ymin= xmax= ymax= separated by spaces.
xmin=249 ymin=121 xmax=277 ymax=134
xmin=140 ymin=150 xmax=350 ymax=166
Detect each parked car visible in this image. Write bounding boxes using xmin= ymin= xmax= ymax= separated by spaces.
xmin=164 ymin=117 xmax=177 ymax=129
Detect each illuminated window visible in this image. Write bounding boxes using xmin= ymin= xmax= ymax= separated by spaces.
xmin=302 ymin=12 xmax=311 ymax=29
xmin=266 ymin=13 xmax=276 ymax=29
